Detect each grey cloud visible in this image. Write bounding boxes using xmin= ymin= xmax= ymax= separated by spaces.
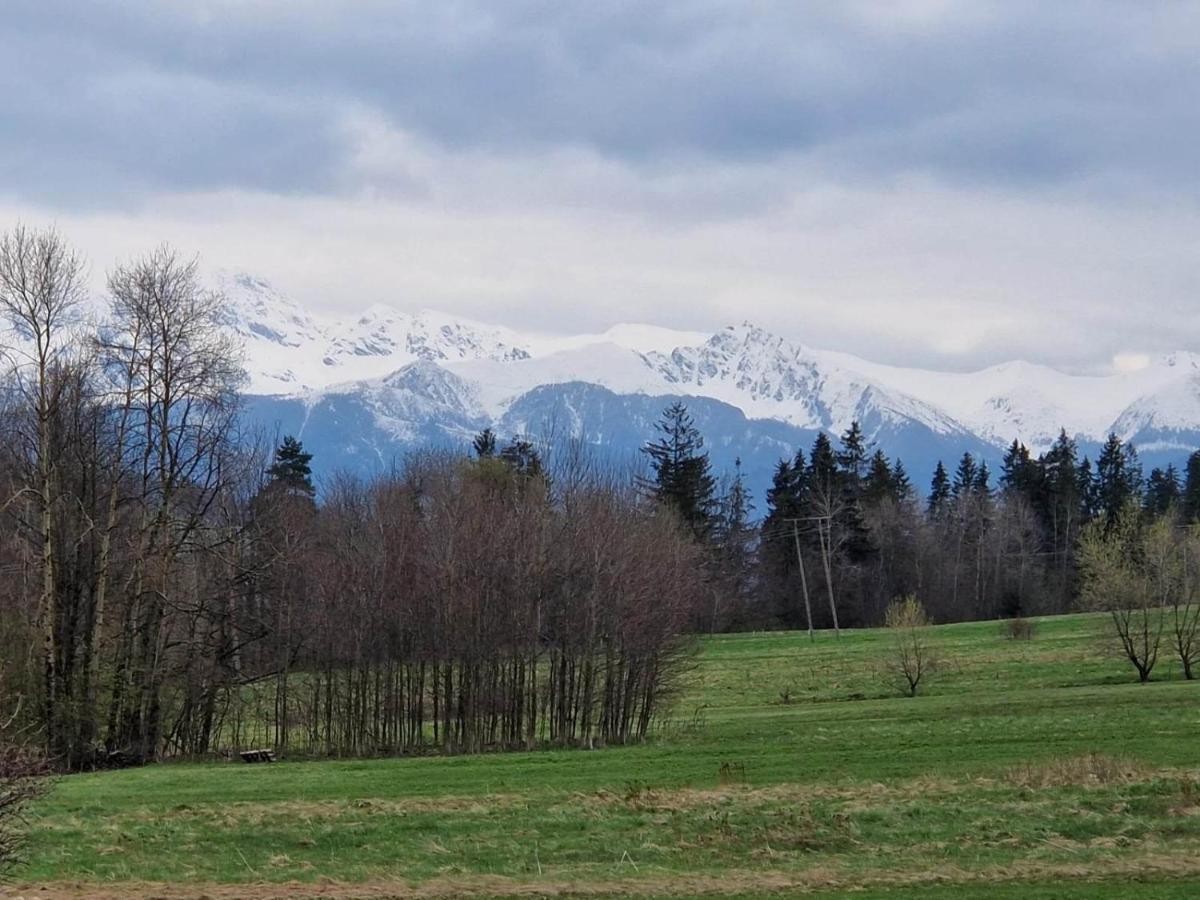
xmin=1 ymin=1 xmax=1197 ymax=205
xmin=2 ymin=0 xmax=1199 ymax=374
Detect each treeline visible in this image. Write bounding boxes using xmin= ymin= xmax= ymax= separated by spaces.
xmin=3 ymin=225 xmax=1196 ymax=767
xmin=0 ymin=227 xmax=701 ymax=769
xmin=244 ymin=447 xmax=701 ymax=759
xmin=647 ymin=404 xmax=1200 ymax=633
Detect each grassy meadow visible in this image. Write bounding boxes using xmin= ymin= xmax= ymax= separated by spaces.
xmin=9 ymin=612 xmax=1200 ymax=898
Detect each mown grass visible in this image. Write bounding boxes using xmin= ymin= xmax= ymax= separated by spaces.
xmin=12 ymin=612 xmax=1200 ymax=897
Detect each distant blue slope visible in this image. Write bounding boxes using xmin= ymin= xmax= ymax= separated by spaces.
xmin=244 ymin=377 xmax=1008 ymax=506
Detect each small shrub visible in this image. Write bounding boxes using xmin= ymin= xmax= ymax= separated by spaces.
xmin=1003 ymin=616 xmax=1037 ymax=641
xmin=880 ymin=596 xmax=939 ymax=697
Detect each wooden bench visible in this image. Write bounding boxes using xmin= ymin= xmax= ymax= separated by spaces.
xmin=239 ymin=749 xmax=277 ymax=763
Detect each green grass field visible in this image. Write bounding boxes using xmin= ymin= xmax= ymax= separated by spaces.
xmin=10 ymin=613 xmax=1200 ymax=898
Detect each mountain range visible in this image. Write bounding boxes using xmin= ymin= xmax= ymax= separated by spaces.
xmin=214 ymin=272 xmax=1200 ymax=501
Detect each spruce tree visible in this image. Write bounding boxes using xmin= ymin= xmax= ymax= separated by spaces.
xmin=472 ymin=428 xmax=497 ymax=458
xmin=1183 ymin=450 xmax=1200 ymax=522
xmin=834 ymin=424 xmax=873 ymax=560
xmin=761 ymin=455 xmax=806 ymax=621
xmin=1144 ymin=465 xmax=1180 ymax=517
xmin=891 ymin=459 xmax=913 ymax=501
xmin=836 ymin=421 xmax=869 ymax=487
xmin=1000 ymin=439 xmax=1038 ymax=498
xmin=266 ymin=435 xmax=315 ymax=497
xmin=972 ymin=460 xmax=992 ymax=498
xmin=1096 ymin=434 xmax=1143 ymax=530
xmin=951 ymin=453 xmax=977 ymax=500
xmin=641 ymin=402 xmax=716 ymax=540
xmin=928 ymin=461 xmax=951 ymax=518
xmin=717 ymin=458 xmax=753 ymax=535
xmin=808 ymin=432 xmax=839 ymax=501
xmin=1076 ymin=457 xmax=1097 ymax=522
xmin=863 ymin=449 xmax=895 ymax=505
xmin=764 ymin=460 xmax=801 ymax=523
xmin=499 ymin=436 xmax=544 ymax=479
xmin=1037 ymin=430 xmax=1084 ymax=533
xmin=713 ymin=458 xmax=755 ymax=619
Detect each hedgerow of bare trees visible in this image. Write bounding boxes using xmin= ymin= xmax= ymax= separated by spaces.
xmin=246 ymin=456 xmax=704 ymax=756
xmin=0 ymin=226 xmax=705 ymax=768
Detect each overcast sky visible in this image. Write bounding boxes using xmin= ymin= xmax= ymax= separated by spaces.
xmin=2 ymin=1 xmax=1197 ymax=372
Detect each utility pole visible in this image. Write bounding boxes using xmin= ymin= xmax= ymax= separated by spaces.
xmin=815 ymin=516 xmax=840 ymax=638
xmin=789 ymin=519 xmax=814 ymax=641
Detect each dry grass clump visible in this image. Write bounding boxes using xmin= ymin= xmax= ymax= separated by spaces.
xmin=1003 ymin=753 xmax=1145 ymax=789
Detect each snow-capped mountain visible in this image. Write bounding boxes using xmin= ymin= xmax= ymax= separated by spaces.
xmin=216 ymin=272 xmax=1200 ymax=496
xmin=214 ymin=272 xmax=533 ymax=394
xmin=817 ymin=350 xmax=1200 ymax=455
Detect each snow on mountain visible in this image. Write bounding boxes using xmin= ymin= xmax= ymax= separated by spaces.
xmin=324 ymin=306 xmax=531 ymax=369
xmin=448 ymin=343 xmax=671 ymax=418
xmin=213 ymin=272 xmax=533 ymax=394
xmin=6 ymin=269 xmax=1199 ymax=474
xmin=1110 ymin=366 xmax=1200 ymax=453
xmin=811 ymin=350 xmax=1200 ymax=453
xmin=357 ymin=360 xmax=487 ymax=444
xmin=645 ymin=323 xmax=972 ymax=443
xmin=207 ymin=272 xmax=1200 ymax=489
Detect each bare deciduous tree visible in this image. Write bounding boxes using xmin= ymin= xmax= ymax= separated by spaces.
xmin=0 ymin=225 xmax=86 ymax=758
xmin=101 ymin=246 xmax=244 ymax=762
xmin=880 ymin=595 xmax=938 ymax=697
xmin=1078 ymin=503 xmax=1165 ymax=683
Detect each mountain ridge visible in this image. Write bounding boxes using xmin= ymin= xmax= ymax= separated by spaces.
xmin=218 ymin=272 xmax=1200 ymax=459
xmin=205 ymin=271 xmax=1200 ymax=503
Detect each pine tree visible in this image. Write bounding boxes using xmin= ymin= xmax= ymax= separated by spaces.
xmin=760 ymin=454 xmax=806 ymax=625
xmin=951 ymin=453 xmax=977 ymax=500
xmin=640 ymin=402 xmax=716 ymax=540
xmin=928 ymin=461 xmax=951 ymax=518
xmin=1096 ymin=434 xmax=1143 ymax=530
xmin=764 ymin=459 xmax=802 ymax=523
xmin=891 ymin=459 xmax=913 ymax=501
xmin=808 ymin=432 xmax=838 ymax=502
xmin=836 ymin=421 xmax=869 ymax=487
xmin=1076 ymin=457 xmax=1097 ymax=522
xmin=972 ymin=460 xmax=991 ymax=499
xmin=713 ymin=459 xmax=755 ymax=624
xmin=266 ymin=435 xmax=315 ymax=497
xmin=834 ymin=424 xmax=874 ymax=561
xmin=499 ymin=436 xmax=544 ymax=479
xmin=472 ymin=428 xmax=497 ymax=458
xmin=1144 ymin=465 xmax=1180 ymax=517
xmin=717 ymin=459 xmax=753 ymax=535
xmin=1000 ymin=440 xmax=1038 ymax=498
xmin=863 ymin=449 xmax=895 ymax=505
xmin=1037 ymin=430 xmax=1084 ymax=528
